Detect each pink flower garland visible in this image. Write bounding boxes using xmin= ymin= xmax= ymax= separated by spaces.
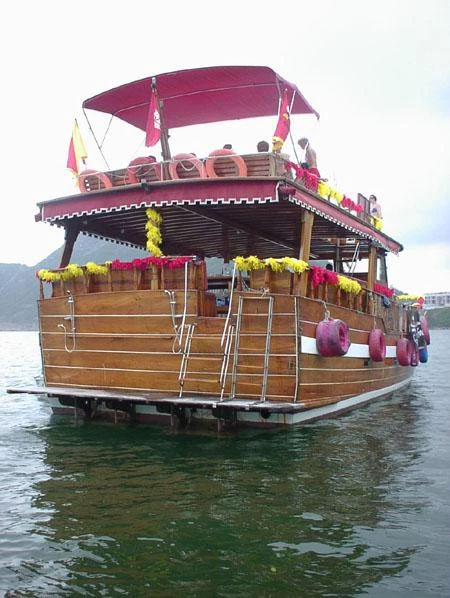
xmin=341 ymin=196 xmax=363 ymax=213
xmin=111 ymin=256 xmax=192 ymax=271
xmin=308 ymin=266 xmax=339 ymax=288
xmin=373 ymin=282 xmax=395 ymax=298
xmin=285 ymin=162 xmax=361 ymax=211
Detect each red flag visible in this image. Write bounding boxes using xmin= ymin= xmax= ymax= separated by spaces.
xmin=67 ymin=120 xmax=87 ymax=177
xmin=145 ymin=87 xmax=161 ymax=147
xmin=271 ymin=90 xmax=290 ymax=152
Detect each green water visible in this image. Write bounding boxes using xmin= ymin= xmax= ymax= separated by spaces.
xmin=1 ymin=331 xmax=449 ymax=596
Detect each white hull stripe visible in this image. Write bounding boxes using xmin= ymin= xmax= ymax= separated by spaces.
xmin=301 ymin=335 xmax=397 ymax=359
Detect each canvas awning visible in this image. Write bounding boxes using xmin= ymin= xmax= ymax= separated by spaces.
xmin=82 ymin=65 xmax=319 ymax=131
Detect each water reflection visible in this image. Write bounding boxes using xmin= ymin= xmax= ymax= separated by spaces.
xmin=15 ymin=390 xmax=428 ymax=596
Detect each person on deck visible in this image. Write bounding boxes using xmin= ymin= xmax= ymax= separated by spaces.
xmin=223 ymin=144 xmax=233 ymax=150
xmin=369 ymin=194 xmax=383 ymax=229
xmin=369 ymin=194 xmax=382 ymax=219
xmin=257 ymin=140 xmax=270 ymax=152
xmin=298 ymin=137 xmax=320 ymax=177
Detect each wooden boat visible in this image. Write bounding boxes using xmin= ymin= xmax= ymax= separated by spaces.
xmin=7 ymin=66 xmax=430 ymax=428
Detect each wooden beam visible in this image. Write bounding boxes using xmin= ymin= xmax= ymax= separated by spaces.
xmin=367 ymin=245 xmax=377 ymax=291
xmin=59 ymin=223 xmax=80 ymax=268
xmin=295 ymin=210 xmax=314 ymax=296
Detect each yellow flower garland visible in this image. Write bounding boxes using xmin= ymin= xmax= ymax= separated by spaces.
xmin=85 ymin=261 xmax=109 ymax=276
xmin=234 ymin=256 xmax=309 ymax=274
xmin=337 ymin=275 xmax=362 ymax=295
xmin=37 ymin=264 xmax=84 ymax=282
xmin=145 ymin=208 xmax=163 ymax=257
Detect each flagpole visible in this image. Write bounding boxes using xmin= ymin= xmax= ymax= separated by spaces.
xmin=153 ymin=78 xmax=171 ymax=162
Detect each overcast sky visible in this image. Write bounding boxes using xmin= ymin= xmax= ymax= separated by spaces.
xmin=0 ymin=0 xmax=449 ymax=294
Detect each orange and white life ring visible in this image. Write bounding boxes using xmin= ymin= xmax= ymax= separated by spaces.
xmin=169 ymin=153 xmax=206 ymax=179
xmin=78 ymin=169 xmax=112 ymax=192
xmin=396 ymin=337 xmax=413 ymax=366
xmin=316 ymin=318 xmax=351 ymax=357
xmin=368 ymin=328 xmax=386 ymax=362
xmin=127 ymin=157 xmax=162 ymax=183
xmin=205 ymin=148 xmax=248 ymax=178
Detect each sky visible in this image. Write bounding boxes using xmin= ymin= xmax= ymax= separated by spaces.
xmin=0 ymin=0 xmax=449 ymax=295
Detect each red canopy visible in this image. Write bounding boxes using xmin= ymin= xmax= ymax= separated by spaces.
xmin=82 ymin=65 xmax=319 ymax=131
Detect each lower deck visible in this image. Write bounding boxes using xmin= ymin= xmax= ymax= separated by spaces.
xmin=7 ymin=376 xmax=412 ymax=429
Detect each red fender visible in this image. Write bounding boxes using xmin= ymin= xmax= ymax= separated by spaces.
xmin=127 ymin=157 xmax=162 ymax=183
xmin=368 ymin=328 xmax=386 ymax=362
xmin=205 ymin=148 xmax=248 ymax=178
xmin=420 ymin=316 xmax=431 ymax=345
xmin=78 ymin=169 xmax=112 ymax=193
xmin=169 ymin=153 xmax=206 ymax=179
xmin=316 ymin=319 xmax=351 ymax=357
xmin=396 ymin=337 xmax=412 ymax=366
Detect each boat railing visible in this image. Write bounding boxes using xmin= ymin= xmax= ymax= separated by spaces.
xmin=39 ymin=259 xmax=206 ymax=298
xmin=78 ymin=152 xmax=288 ymax=191
xmin=77 ymin=152 xmax=376 ymax=229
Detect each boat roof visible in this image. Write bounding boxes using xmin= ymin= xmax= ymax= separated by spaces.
xmin=82 ymin=65 xmax=320 ymax=131
xmin=36 ymin=180 xmax=403 ymax=259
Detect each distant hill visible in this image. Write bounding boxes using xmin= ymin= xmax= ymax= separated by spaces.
xmin=425 ymin=307 xmax=450 ymax=329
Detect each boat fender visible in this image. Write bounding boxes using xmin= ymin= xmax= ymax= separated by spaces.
xmin=205 ymin=148 xmax=248 ymax=178
xmin=169 ymin=153 xmax=206 ymax=179
xmin=411 ymin=346 xmax=419 ymax=367
xmin=368 ymin=328 xmax=386 ymax=362
xmin=420 ymin=316 xmax=431 ymax=345
xmin=419 ymin=345 xmax=428 ymax=363
xmin=78 ymin=169 xmax=112 ymax=192
xmin=127 ymin=156 xmax=162 ymax=183
xmin=316 ymin=318 xmax=351 ymax=357
xmin=396 ymin=337 xmax=413 ymax=366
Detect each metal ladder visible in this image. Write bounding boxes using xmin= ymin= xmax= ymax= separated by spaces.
xmin=230 ymin=295 xmax=274 ymax=401
xmin=178 ymin=323 xmax=197 ymax=397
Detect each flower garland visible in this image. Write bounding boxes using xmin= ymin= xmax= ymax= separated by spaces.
xmin=309 ymin=266 xmax=339 ymax=288
xmin=234 ymin=256 xmax=309 ymax=274
xmin=396 ymin=294 xmax=424 ymax=305
xmin=37 ymin=264 xmax=84 ymax=282
xmin=234 ymin=259 xmax=361 ymax=295
xmin=145 ymin=208 xmax=163 ymax=257
xmin=36 ymin=256 xmax=193 ymax=282
xmin=337 ymin=274 xmax=362 ymax=295
xmin=85 ymin=261 xmax=109 ymax=276
xmin=285 ymin=161 xmax=362 ymax=212
xmin=111 ymin=256 xmax=192 ymax=271
xmin=373 ymin=282 xmax=395 ymax=298
xmin=308 ymin=266 xmax=361 ymax=295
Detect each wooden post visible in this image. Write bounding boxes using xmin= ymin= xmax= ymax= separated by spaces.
xmin=59 ymin=224 xmax=80 ymax=268
xmin=367 ymin=245 xmax=377 ymax=291
xmin=295 ymin=210 xmax=314 ymax=296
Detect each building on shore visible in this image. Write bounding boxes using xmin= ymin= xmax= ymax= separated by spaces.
xmin=423 ymin=292 xmax=450 ymax=310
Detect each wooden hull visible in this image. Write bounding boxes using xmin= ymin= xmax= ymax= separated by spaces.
xmin=35 ymin=287 xmax=415 ymax=428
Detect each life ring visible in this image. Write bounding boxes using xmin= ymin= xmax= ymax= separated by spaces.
xmin=420 ymin=316 xmax=431 ymax=345
xmin=78 ymin=169 xmax=112 ymax=192
xmin=419 ymin=346 xmax=428 ymax=363
xmin=127 ymin=157 xmax=162 ymax=183
xmin=396 ymin=337 xmax=413 ymax=366
xmin=368 ymin=328 xmax=386 ymax=362
xmin=169 ymin=153 xmax=206 ymax=179
xmin=205 ymin=148 xmax=248 ymax=178
xmin=316 ymin=318 xmax=351 ymax=357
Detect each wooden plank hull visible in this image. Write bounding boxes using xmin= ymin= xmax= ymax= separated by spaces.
xmin=35 ymin=288 xmax=416 ymax=427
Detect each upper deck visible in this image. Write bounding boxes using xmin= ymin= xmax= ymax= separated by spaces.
xmin=37 ymin=151 xmax=402 ymax=262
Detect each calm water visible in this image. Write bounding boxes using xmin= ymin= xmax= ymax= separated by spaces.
xmin=1 ymin=330 xmax=449 ymax=597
